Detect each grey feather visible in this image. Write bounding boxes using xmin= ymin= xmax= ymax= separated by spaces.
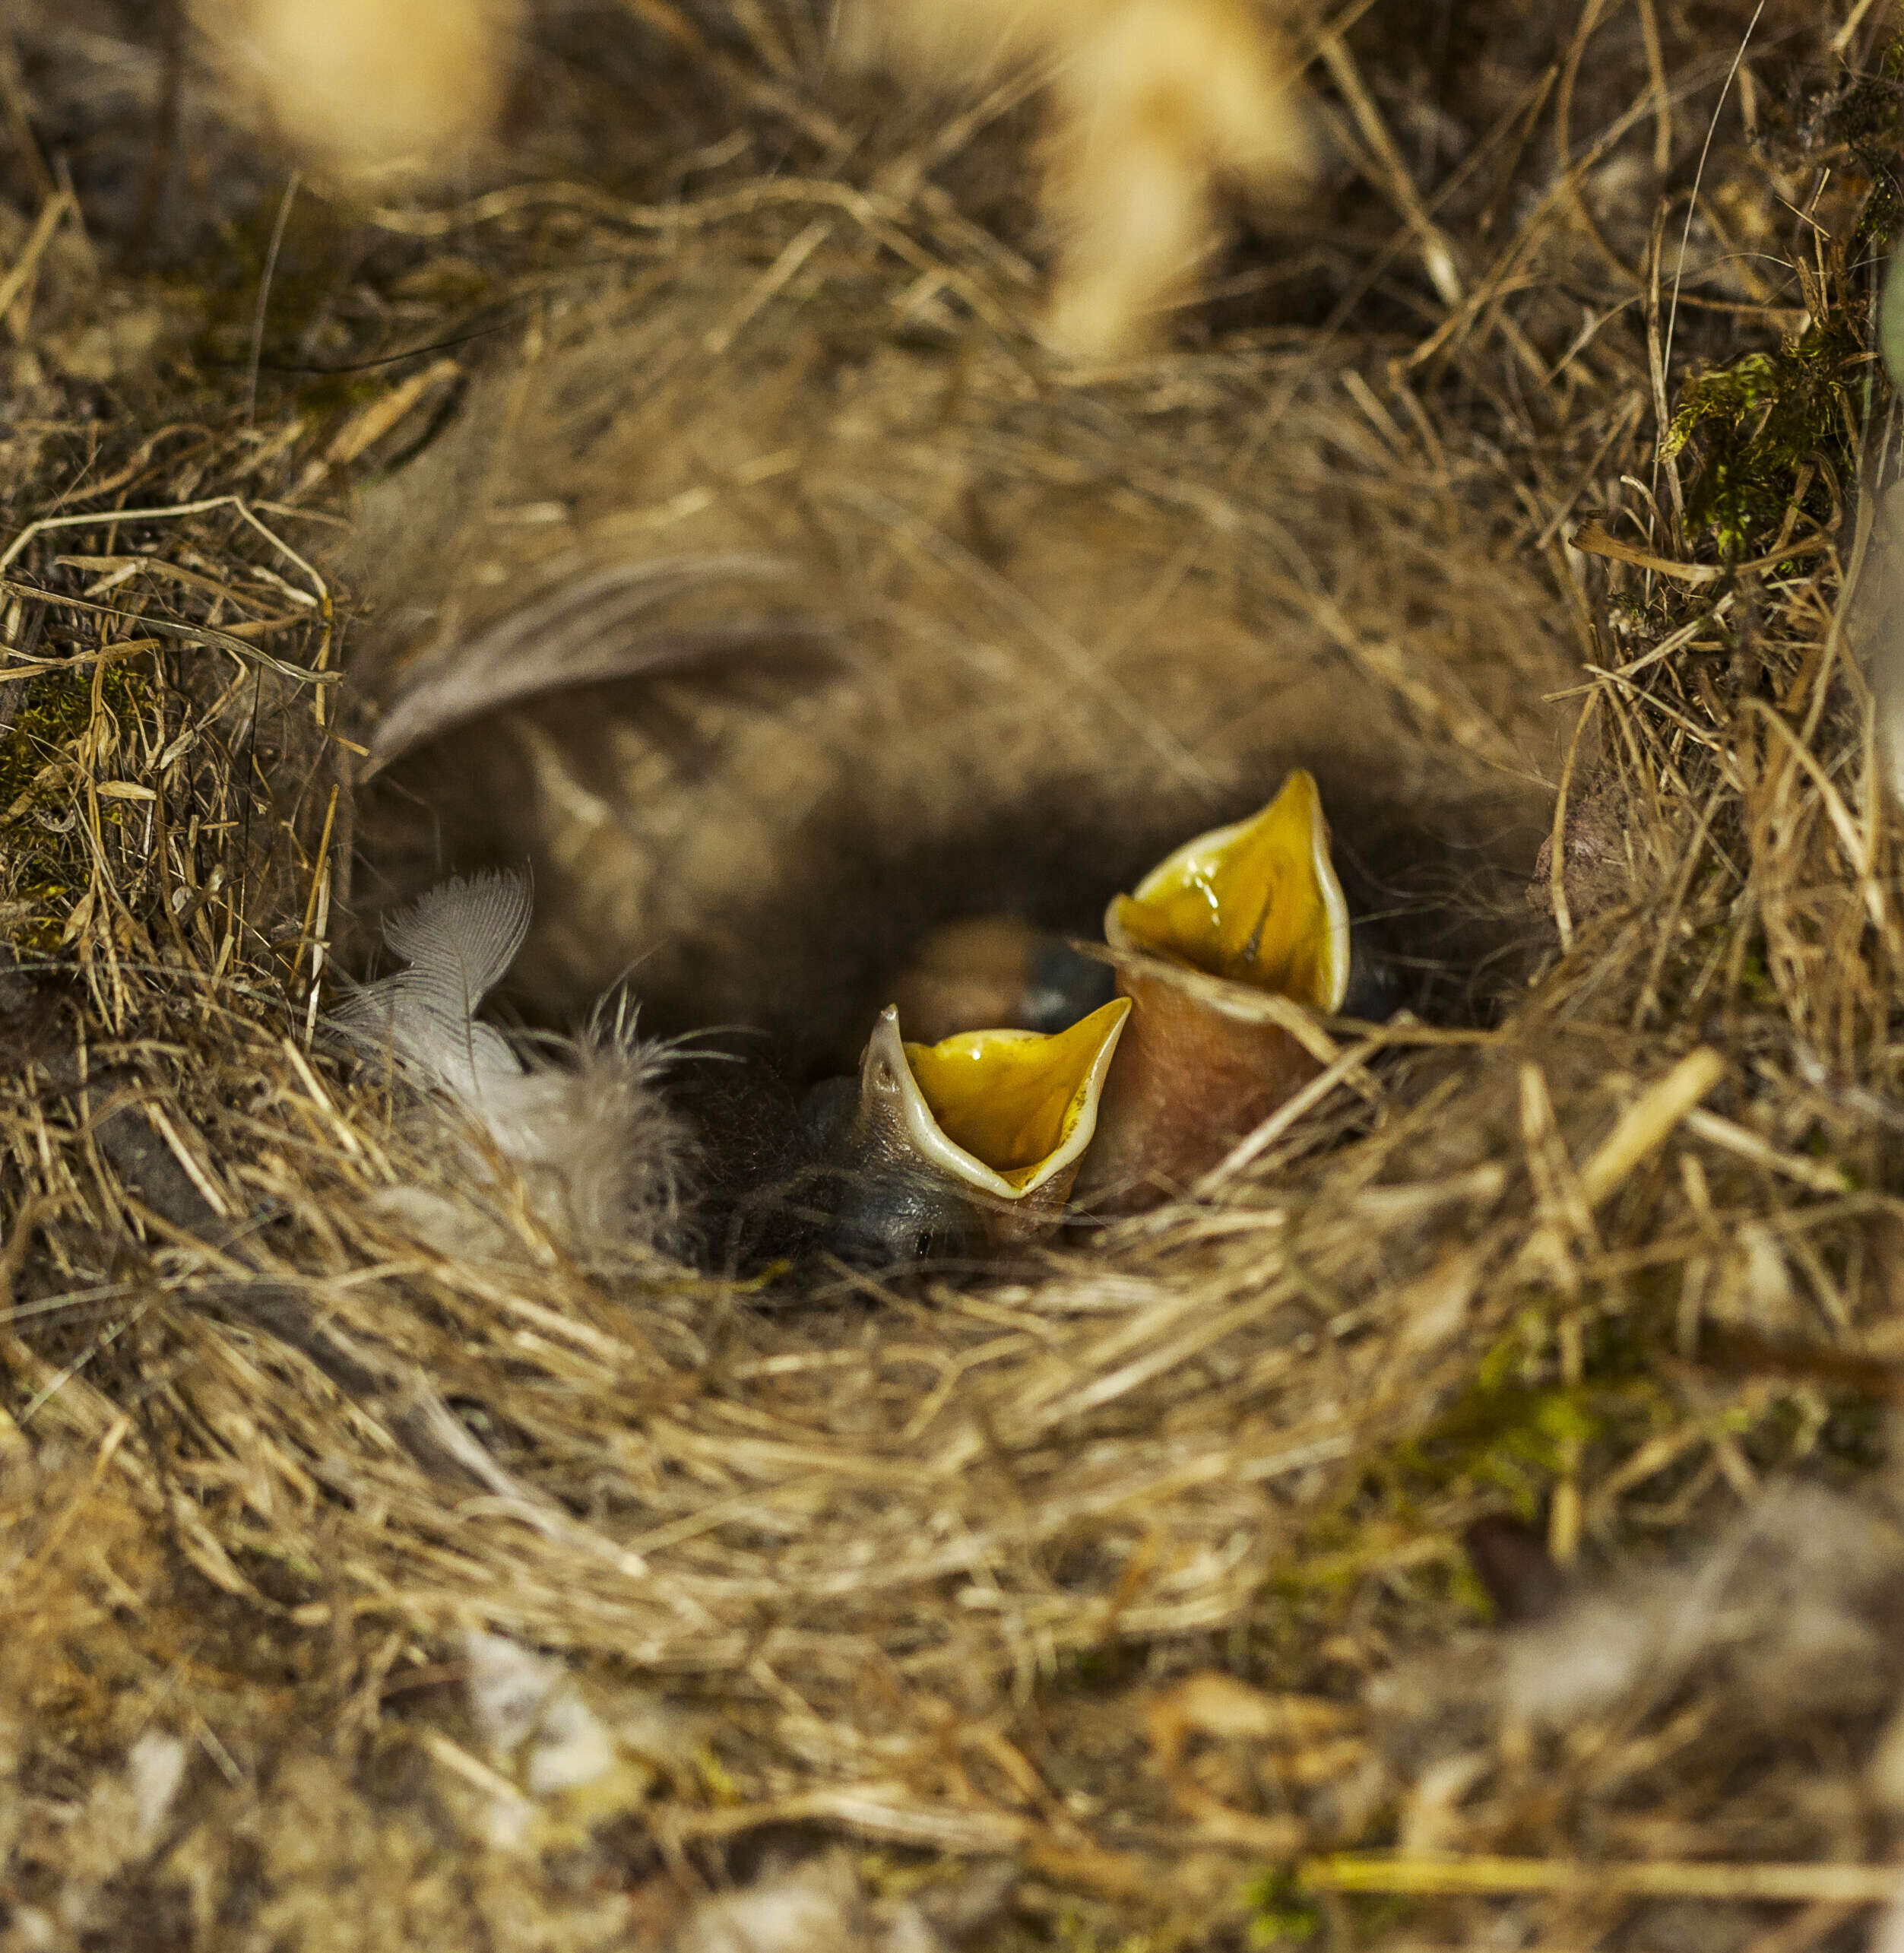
xmin=363 ymin=554 xmax=829 ymax=774
xmin=331 ymin=871 xmax=691 ymax=1254
xmin=334 ymin=870 xmax=531 ymax=1108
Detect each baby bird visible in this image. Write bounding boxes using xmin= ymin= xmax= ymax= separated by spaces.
xmin=334 ymin=781 xmax=1345 ymax=1265
xmin=1075 ymin=768 xmax=1348 ymax=1210
xmin=776 ymin=771 xmax=1349 ymax=1251
xmin=836 ymin=0 xmax=1316 ymax=356
xmin=339 ymin=210 xmax=1565 ymax=1178
xmin=779 ymin=998 xmax=1130 ymax=1267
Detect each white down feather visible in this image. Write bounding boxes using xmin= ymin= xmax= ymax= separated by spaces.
xmin=331 ymin=871 xmax=690 ymax=1256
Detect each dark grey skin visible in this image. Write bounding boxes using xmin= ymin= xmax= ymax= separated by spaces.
xmin=784 ymin=1076 xmax=988 ymax=1271
xmin=1341 ymin=923 xmax=1405 ymax=1022
xmin=701 ymin=1069 xmax=987 ymax=1275
xmin=1019 ymin=940 xmax=1118 ymax=1034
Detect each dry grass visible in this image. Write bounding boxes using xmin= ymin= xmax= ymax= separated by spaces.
xmin=2 ymin=2 xmax=1902 ymax=1948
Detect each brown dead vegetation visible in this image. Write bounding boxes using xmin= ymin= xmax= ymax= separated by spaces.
xmin=1 ymin=2 xmax=1902 ymax=1948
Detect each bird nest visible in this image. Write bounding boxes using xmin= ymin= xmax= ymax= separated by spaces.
xmin=2 ymin=5 xmax=1903 ymax=1948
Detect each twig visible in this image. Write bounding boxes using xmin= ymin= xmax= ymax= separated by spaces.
xmin=0 ymin=577 xmax=338 ymax=689
xmin=0 ymin=189 xmax=71 ymax=331
xmin=246 ymin=171 xmax=302 ymax=428
xmin=1300 ymin=1853 xmax=1902 ymax=1904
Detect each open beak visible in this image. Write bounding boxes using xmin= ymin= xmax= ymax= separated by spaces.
xmin=1078 ymin=770 xmax=1349 ymax=1213
xmin=1107 ymin=768 xmax=1349 ymax=1011
xmin=828 ymin=998 xmax=1131 ymax=1258
xmin=892 ymin=997 xmax=1133 ymax=1199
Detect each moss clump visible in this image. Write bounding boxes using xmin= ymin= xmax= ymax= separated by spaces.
xmin=1265 ymin=1289 xmax=1890 ymax=1645
xmin=1244 ymin=1870 xmax=1321 ymax=1946
xmin=0 ymin=670 xmax=96 ymax=812
xmin=1664 ymin=318 xmax=1865 ymax=559
xmin=1662 ymin=48 xmax=1903 ymax=560
xmin=0 ymin=661 xmax=150 ymax=947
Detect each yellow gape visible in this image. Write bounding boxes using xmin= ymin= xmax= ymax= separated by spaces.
xmin=901 ymin=999 xmax=1133 ymax=1195
xmin=1107 ymin=769 xmax=1349 ymax=1013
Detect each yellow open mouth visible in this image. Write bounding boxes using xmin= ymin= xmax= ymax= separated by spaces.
xmin=876 ymin=997 xmax=1133 ymax=1198
xmin=1107 ymin=769 xmax=1350 ymax=1013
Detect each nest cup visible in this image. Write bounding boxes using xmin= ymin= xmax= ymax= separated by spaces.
xmin=9 ymin=2 xmax=1891 ymax=1941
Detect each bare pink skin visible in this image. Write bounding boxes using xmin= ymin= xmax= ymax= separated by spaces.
xmin=1072 ymin=954 xmax=1323 ymax=1214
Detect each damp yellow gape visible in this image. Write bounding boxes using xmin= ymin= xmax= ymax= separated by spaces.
xmin=898 ymin=999 xmax=1133 ymax=1197
xmin=902 ymin=1000 xmax=1135 ymax=1193
xmin=1108 ymin=769 xmax=1350 ymax=1013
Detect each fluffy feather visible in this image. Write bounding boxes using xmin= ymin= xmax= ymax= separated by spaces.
xmin=333 ymin=873 xmax=691 ymax=1255
xmin=670 ymin=1849 xmax=952 ymax=1953
xmin=1373 ymin=1482 xmax=1904 ymax=1754
xmin=335 ymin=869 xmax=529 ymax=1101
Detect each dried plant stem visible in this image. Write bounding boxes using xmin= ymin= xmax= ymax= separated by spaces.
xmin=1301 ymin=1855 xmax=1903 ymax=1904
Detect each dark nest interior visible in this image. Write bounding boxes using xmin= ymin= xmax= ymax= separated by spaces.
xmin=4 ymin=2 xmax=1904 ymax=1947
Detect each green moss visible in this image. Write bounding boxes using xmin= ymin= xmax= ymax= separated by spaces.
xmin=1823 ymin=48 xmax=1904 ymax=249
xmin=1244 ymin=1871 xmax=1320 ymax=1946
xmin=1732 ymin=943 xmax=1779 ymax=1010
xmin=1816 ymin=1394 xmax=1890 ymax=1472
xmin=0 ymin=671 xmax=95 ymax=810
xmin=1664 ymin=318 xmax=1865 ymax=559
xmin=1260 ymin=1248 xmax=1902 ymax=1649
xmin=0 ymin=661 xmax=151 ymax=947
xmin=1661 ymin=51 xmax=1904 ymax=560
xmin=1392 ymin=1377 xmax=1608 ymax=1515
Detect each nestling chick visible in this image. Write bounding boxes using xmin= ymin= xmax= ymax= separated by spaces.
xmin=774 ymin=997 xmax=1129 ymax=1266
xmin=1076 ymin=768 xmax=1348 ymax=1210
xmin=835 ymin=0 xmax=1317 ymax=355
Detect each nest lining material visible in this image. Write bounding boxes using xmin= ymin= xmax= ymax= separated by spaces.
xmin=2 ymin=2 xmax=1902 ymax=1946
